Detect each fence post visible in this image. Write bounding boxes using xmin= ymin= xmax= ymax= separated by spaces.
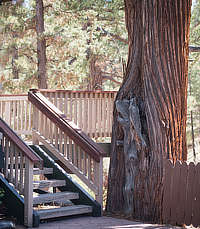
xmin=24 ymin=157 xmax=33 ymax=227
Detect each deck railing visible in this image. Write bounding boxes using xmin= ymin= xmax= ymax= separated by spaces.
xmin=40 ymin=90 xmax=116 ymax=138
xmin=0 ymin=117 xmax=42 ymax=227
xmin=0 ymin=90 xmax=116 ymax=139
xmin=0 ymin=95 xmax=32 ymax=137
xmin=28 ymin=90 xmax=106 ymax=205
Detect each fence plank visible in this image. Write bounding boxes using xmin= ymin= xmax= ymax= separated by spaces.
xmin=185 ymin=162 xmax=196 ymax=226
xmin=192 ymin=162 xmax=200 ymax=227
xmin=162 ymin=159 xmax=173 ymax=224
xmin=176 ymin=161 xmax=188 ymax=226
xmin=170 ymin=161 xmax=182 ymax=225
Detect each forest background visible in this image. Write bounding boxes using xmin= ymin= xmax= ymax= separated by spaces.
xmin=0 ymin=0 xmax=199 ymax=161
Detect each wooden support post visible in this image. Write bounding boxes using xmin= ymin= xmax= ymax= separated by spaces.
xmin=24 ymin=157 xmax=33 ymax=227
xmin=32 ymin=105 xmax=39 ymax=145
xmin=95 ymin=156 xmax=103 ymax=212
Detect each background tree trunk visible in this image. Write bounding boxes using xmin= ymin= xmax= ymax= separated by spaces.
xmin=87 ymin=55 xmax=103 ymax=90
xmin=12 ymin=33 xmax=19 ymax=79
xmin=107 ymin=0 xmax=192 ymax=223
xmin=36 ymin=0 xmax=47 ymax=89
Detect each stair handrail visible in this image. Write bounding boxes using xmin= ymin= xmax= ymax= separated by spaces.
xmin=0 ymin=117 xmax=43 ymax=227
xmin=28 ymin=89 xmax=106 ymax=162
xmin=0 ymin=117 xmax=43 ymax=167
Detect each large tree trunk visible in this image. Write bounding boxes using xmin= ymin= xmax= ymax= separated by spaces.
xmin=106 ymin=0 xmax=192 ymax=223
xmin=36 ymin=0 xmax=47 ymax=89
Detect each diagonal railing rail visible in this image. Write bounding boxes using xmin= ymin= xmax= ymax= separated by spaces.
xmin=28 ymin=89 xmax=105 ymax=206
xmin=0 ymin=117 xmax=43 ymax=227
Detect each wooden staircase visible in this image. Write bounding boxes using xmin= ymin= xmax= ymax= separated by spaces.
xmin=0 ymin=89 xmax=106 ymax=227
xmin=32 ymin=166 xmax=92 ymax=221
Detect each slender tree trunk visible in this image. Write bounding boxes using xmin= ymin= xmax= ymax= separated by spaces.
xmin=107 ymin=0 xmax=192 ymax=223
xmin=36 ymin=0 xmax=47 ymax=89
xmin=12 ymin=33 xmax=19 ymax=79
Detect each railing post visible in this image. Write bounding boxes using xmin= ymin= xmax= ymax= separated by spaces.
xmin=24 ymin=157 xmax=33 ymax=227
xmin=32 ymin=105 xmax=39 ymax=145
xmin=95 ymin=156 xmax=103 ymax=212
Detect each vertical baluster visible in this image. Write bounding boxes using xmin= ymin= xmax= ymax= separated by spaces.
xmin=24 ymin=101 xmax=27 ymax=133
xmin=88 ymin=155 xmax=92 ymax=181
xmin=44 ymin=115 xmax=48 ymax=139
xmin=59 ymin=130 xmax=63 ymax=155
xmin=84 ymin=93 xmax=88 ymax=134
xmin=13 ymin=101 xmax=16 ymax=131
xmin=83 ymin=151 xmax=87 ymax=176
xmin=9 ymin=141 xmax=14 ymax=183
xmin=69 ymin=138 xmax=72 ymax=162
xmin=98 ymin=93 xmax=102 ymax=138
xmin=74 ymin=143 xmax=78 ymax=167
xmin=28 ymin=102 xmax=32 ymax=132
xmin=94 ymin=93 xmax=98 ymax=138
xmin=64 ymin=92 xmax=68 ymax=118
xmin=20 ymin=100 xmax=24 ymax=133
xmin=77 ymin=146 xmax=82 ymax=172
xmin=55 ymin=124 xmax=59 ymax=150
xmin=88 ymin=93 xmax=92 ymax=137
xmin=74 ymin=93 xmax=78 ymax=125
xmin=70 ymin=92 xmax=73 ymax=121
xmin=55 ymin=91 xmax=58 ymax=108
xmin=102 ymin=93 xmax=106 ymax=137
xmin=5 ymin=138 xmax=9 ymax=179
xmin=41 ymin=113 xmax=45 ymax=136
xmin=15 ymin=145 xmax=19 ymax=190
xmin=63 ymin=133 xmax=67 ymax=158
xmin=5 ymin=101 xmax=11 ymax=125
xmin=78 ymin=92 xmax=83 ymax=129
xmin=19 ymin=152 xmax=25 ymax=194
xmin=107 ymin=93 xmax=111 ymax=137
xmin=16 ymin=100 xmax=20 ymax=131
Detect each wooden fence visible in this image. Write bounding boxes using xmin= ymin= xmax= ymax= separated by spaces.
xmin=163 ymin=160 xmax=200 ymax=227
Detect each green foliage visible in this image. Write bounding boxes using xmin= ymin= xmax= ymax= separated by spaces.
xmin=0 ymin=0 xmax=126 ymax=93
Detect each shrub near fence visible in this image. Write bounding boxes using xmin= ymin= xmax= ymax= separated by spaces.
xmin=163 ymin=160 xmax=200 ymax=227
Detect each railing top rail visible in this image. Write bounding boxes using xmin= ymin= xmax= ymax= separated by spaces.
xmin=38 ymin=89 xmax=117 ymax=94
xmin=28 ymin=89 xmax=106 ymax=162
xmin=0 ymin=94 xmax=27 ymax=97
xmin=0 ymin=117 xmax=43 ymax=167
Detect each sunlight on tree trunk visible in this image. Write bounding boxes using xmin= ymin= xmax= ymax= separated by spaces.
xmin=107 ymin=0 xmax=192 ymax=222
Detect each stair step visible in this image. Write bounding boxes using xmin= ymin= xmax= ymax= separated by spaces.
xmin=33 ymin=191 xmax=79 ymax=205
xmin=33 ymin=167 xmax=53 ymax=175
xmin=33 ymin=180 xmax=66 ymax=190
xmin=37 ymin=205 xmax=93 ymax=220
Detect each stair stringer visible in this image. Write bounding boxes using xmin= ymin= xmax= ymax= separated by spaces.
xmin=31 ymin=145 xmax=102 ymax=217
xmin=0 ymin=174 xmax=40 ymax=227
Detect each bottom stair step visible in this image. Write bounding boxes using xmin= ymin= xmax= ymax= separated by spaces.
xmin=33 ymin=191 xmax=79 ymax=205
xmin=37 ymin=205 xmax=93 ymax=220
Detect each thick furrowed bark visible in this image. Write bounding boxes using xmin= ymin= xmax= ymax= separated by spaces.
xmin=107 ymin=0 xmax=191 ymax=223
